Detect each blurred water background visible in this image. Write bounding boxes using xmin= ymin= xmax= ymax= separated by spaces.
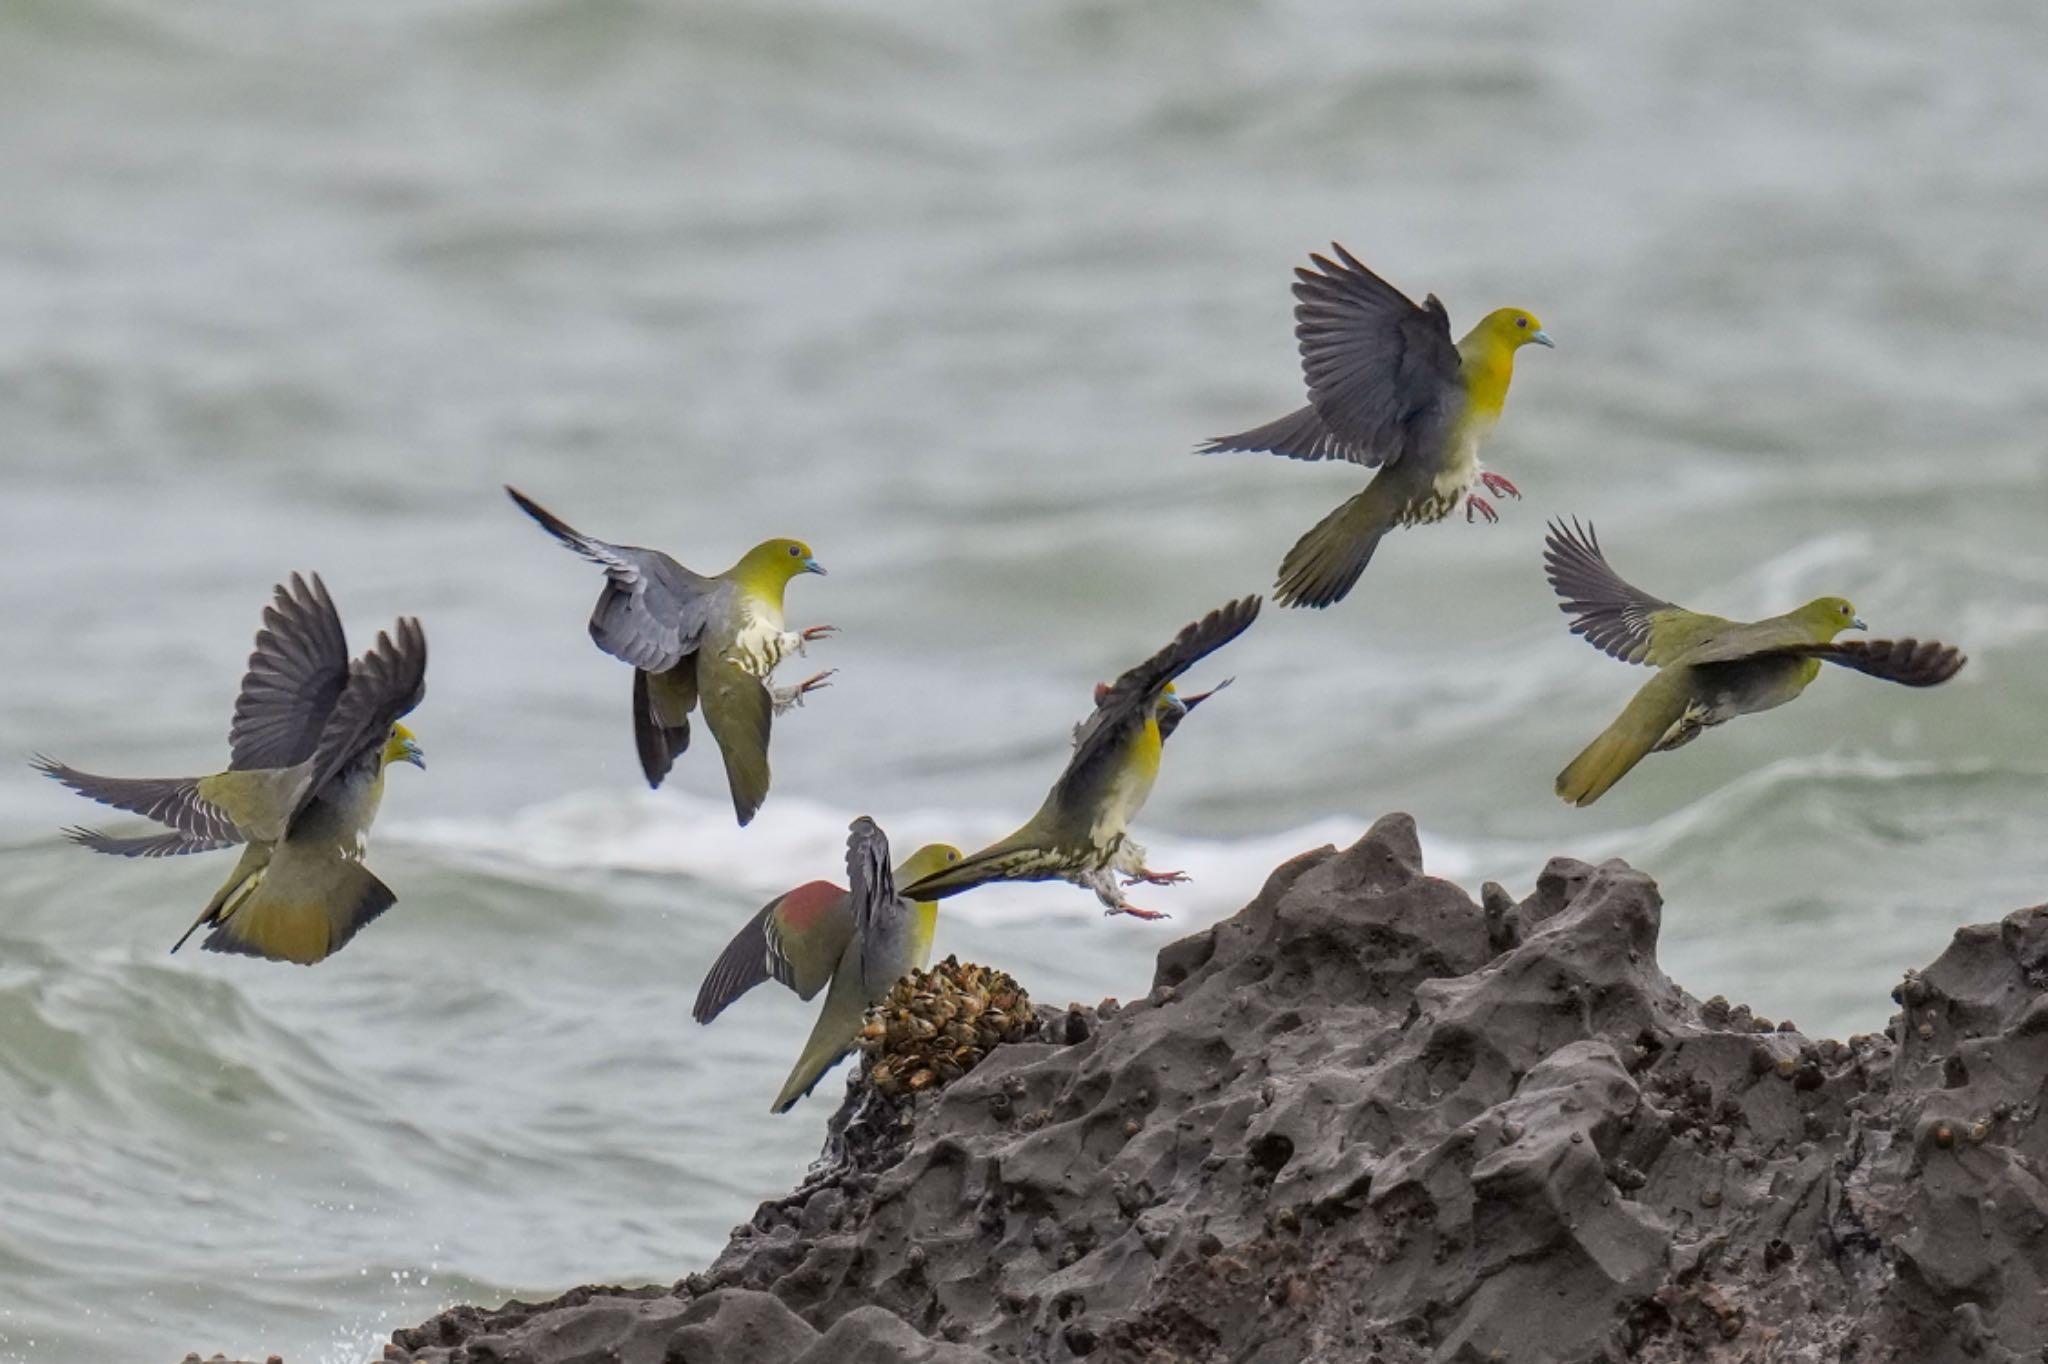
xmin=1 ymin=0 xmax=2045 ymax=1358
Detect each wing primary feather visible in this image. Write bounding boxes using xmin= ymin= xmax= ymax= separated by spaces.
xmin=1809 ymin=638 xmax=1967 ymax=687
xmin=1542 ymin=518 xmax=1679 ymax=665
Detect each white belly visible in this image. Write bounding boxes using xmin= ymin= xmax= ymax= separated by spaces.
xmin=1433 ymin=423 xmax=1489 ymax=501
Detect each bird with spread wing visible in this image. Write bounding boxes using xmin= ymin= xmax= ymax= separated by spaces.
xmin=507 ymin=486 xmax=832 ymax=825
xmin=1544 ymin=520 xmax=1966 ymax=807
xmin=693 ymin=817 xmax=958 ymax=1113
xmin=34 ymin=574 xmax=427 ymax=964
xmin=1203 ymin=244 xmax=1551 ymax=608
xmin=900 ymin=597 xmax=1260 ymax=920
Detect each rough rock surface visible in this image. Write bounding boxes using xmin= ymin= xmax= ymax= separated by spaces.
xmin=375 ymin=815 xmax=2048 ymax=1364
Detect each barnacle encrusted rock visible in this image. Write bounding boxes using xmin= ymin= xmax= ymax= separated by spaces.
xmin=857 ymin=956 xmax=1036 ymax=1099
xmin=380 ymin=814 xmax=2048 ymax=1364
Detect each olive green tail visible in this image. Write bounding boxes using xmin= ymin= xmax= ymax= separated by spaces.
xmin=1275 ymin=487 xmax=1394 ymax=609
xmin=1556 ymin=670 xmax=1692 ymax=808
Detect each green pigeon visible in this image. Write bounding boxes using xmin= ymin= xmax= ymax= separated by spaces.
xmin=741 ymin=817 xmax=953 ymax=1113
xmin=35 ymin=573 xmax=428 ymax=964
xmin=1202 ymin=244 xmax=1552 ymax=608
xmin=507 ymin=486 xmax=832 ymax=825
xmin=1545 ymin=519 xmax=1966 ymax=806
xmin=691 ymin=837 xmax=961 ymax=1028
xmin=901 ymin=596 xmax=1261 ymax=919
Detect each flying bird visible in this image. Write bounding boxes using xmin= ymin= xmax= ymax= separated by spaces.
xmin=901 ymin=597 xmax=1261 ymax=919
xmin=1202 ymin=244 xmax=1552 ymax=608
xmin=1544 ymin=519 xmax=1966 ymax=806
xmin=34 ymin=574 xmax=427 ymax=964
xmin=507 ymin=486 xmax=831 ymax=825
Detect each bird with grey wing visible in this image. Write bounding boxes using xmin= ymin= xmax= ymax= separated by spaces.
xmin=1201 ymin=244 xmax=1551 ymax=608
xmin=34 ymin=574 xmax=428 ymax=965
xmin=507 ymin=486 xmax=833 ymax=825
xmin=1543 ymin=519 xmax=1966 ymax=806
xmin=704 ymin=816 xmax=958 ymax=1113
xmin=901 ymin=596 xmax=1261 ymax=920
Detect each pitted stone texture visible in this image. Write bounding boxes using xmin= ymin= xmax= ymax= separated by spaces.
xmin=373 ymin=821 xmax=2048 ymax=1364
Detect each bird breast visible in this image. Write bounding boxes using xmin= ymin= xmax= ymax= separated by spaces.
xmin=727 ymin=606 xmax=792 ymax=678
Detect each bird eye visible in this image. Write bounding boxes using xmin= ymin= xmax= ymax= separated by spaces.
xmin=1516 ymin=317 xmax=1528 ymax=329
xmin=788 ymin=545 xmax=801 ymax=557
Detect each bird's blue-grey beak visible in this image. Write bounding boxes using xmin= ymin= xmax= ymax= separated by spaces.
xmin=1528 ymin=329 xmax=1555 ymax=349
xmin=399 ymin=738 xmax=426 ymax=769
xmin=803 ymin=558 xmax=826 ymax=575
xmin=1850 ymin=616 xmax=1867 ymax=631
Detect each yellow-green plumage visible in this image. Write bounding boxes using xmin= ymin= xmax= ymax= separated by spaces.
xmin=902 ymin=597 xmax=1259 ymax=919
xmin=770 ymin=826 xmax=960 ymax=1113
xmin=1202 ymin=245 xmax=1551 ymax=608
xmin=506 ymin=486 xmax=828 ymax=825
xmin=1545 ymin=520 xmax=1966 ymax=807
xmin=35 ymin=575 xmax=428 ymax=965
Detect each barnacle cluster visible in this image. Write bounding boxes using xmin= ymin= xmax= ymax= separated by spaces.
xmin=857 ymin=956 xmax=1035 ymax=1099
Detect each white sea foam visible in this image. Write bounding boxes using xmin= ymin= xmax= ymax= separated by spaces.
xmin=398 ymin=790 xmax=1490 ymax=925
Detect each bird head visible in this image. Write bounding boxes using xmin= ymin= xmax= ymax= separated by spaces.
xmin=1794 ymin=596 xmax=1866 ymax=640
xmin=383 ymin=723 xmax=426 ymax=771
xmin=898 ymin=843 xmax=963 ymax=901
xmin=734 ymin=538 xmax=826 ymax=594
xmin=1477 ymin=307 xmax=1554 ymax=351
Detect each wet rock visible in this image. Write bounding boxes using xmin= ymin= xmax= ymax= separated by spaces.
xmin=373 ymin=816 xmax=2048 ymax=1364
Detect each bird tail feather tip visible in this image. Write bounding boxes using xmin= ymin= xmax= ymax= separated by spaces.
xmin=1275 ymin=490 xmax=1387 ymax=609
xmin=1555 ymin=672 xmax=1689 ymax=807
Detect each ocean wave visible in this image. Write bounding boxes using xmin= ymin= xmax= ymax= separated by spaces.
xmin=396 ymin=789 xmax=1491 ymax=925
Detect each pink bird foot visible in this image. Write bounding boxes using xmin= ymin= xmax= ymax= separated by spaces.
xmin=1480 ymin=471 xmax=1521 ymax=500
xmin=1123 ymin=867 xmax=1190 ymax=887
xmin=1106 ymin=900 xmax=1171 ymax=921
xmin=1465 ymin=494 xmax=1499 ymax=525
xmin=792 ymin=669 xmax=835 ymax=698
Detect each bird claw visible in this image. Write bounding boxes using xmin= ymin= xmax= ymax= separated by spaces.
xmin=1105 ymin=901 xmax=1171 ymax=921
xmin=1123 ymin=868 xmax=1189 ymax=887
xmin=1479 ymin=471 xmax=1521 ymax=501
xmin=770 ymin=669 xmax=836 ymax=715
xmin=794 ymin=624 xmax=837 ymax=658
xmin=1464 ymin=494 xmax=1499 ymax=525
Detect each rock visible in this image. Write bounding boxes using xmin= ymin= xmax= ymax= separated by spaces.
xmin=371 ymin=815 xmax=2048 ymax=1364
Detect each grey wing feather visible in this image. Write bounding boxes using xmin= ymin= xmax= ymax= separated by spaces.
xmin=845 ymin=816 xmax=896 ymax=937
xmin=62 ymin=825 xmax=240 ymax=858
xmin=32 ymin=759 xmax=242 ymax=844
xmin=291 ymin=617 xmax=427 ymax=829
xmin=1804 ymin=638 xmax=1966 ymax=687
xmin=506 ymin=486 xmax=721 ymax=671
xmin=1058 ymin=597 xmax=1262 ymax=811
xmin=1199 ymin=404 xmax=1364 ymax=464
xmin=1292 ymin=244 xmax=1462 ymax=466
xmin=1542 ymin=519 xmax=1680 ymax=665
xmin=229 ymin=572 xmax=351 ymax=770
xmin=693 ymin=902 xmax=776 ymax=1023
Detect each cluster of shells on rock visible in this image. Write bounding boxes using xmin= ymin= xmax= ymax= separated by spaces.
xmin=857 ymin=956 xmax=1035 ymax=1099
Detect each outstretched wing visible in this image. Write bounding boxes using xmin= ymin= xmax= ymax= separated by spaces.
xmin=1542 ymin=519 xmax=1709 ymax=666
xmin=1204 ymin=246 xmax=1462 ymax=468
xmin=229 ymin=573 xmax=351 ymax=771
xmin=507 ymin=486 xmax=723 ymax=672
xmin=692 ymin=880 xmax=851 ymax=1022
xmin=1805 ymin=638 xmax=1966 ymax=687
xmin=290 ymin=618 xmax=427 ymax=830
xmin=1293 ymin=245 xmax=1463 ymax=466
xmin=32 ymin=759 xmax=242 ymax=844
xmin=1059 ymin=596 xmax=1262 ymax=811
xmin=62 ymin=825 xmax=241 ymax=858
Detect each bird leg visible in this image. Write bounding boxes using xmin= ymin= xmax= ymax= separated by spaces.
xmin=1464 ymin=494 xmax=1500 ymax=525
xmin=770 ymin=669 xmax=837 ymax=715
xmin=1122 ymin=866 xmax=1189 ymax=887
xmin=1479 ymin=470 xmax=1520 ymax=501
xmin=1087 ymin=867 xmax=1171 ymax=921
